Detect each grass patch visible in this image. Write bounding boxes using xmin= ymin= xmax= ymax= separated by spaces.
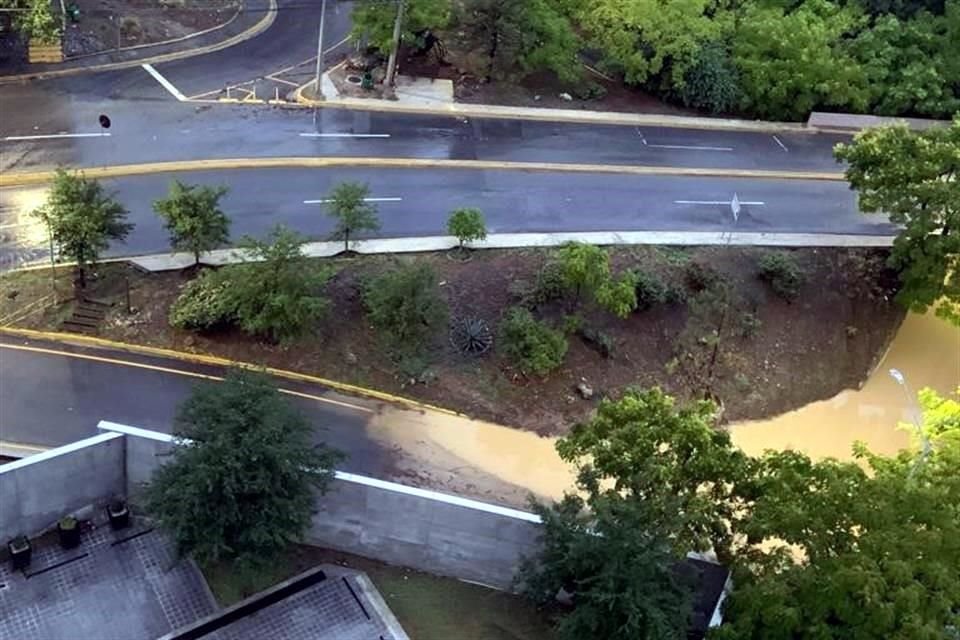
xmin=201 ymin=545 xmax=555 ymax=640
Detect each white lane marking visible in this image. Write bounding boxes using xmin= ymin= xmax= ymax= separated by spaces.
xmin=772 ymin=135 xmax=789 ymax=152
xmin=675 ymin=200 xmax=765 ymax=205
xmin=304 ymin=197 xmax=403 ymax=204
xmin=647 ymin=143 xmax=734 ymax=151
xmin=2 ymin=132 xmax=111 ymax=141
xmin=141 ymin=63 xmax=187 ymax=101
xmin=636 ymin=129 xmax=648 ymax=145
xmin=299 ymin=133 xmax=391 ymax=138
xmin=324 ymin=35 xmax=350 ymax=55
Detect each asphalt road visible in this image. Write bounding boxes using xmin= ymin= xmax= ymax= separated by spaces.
xmin=0 ymin=336 xmax=393 ymax=476
xmin=0 ymin=94 xmax=851 ymax=174
xmin=0 ymin=168 xmax=894 ymax=260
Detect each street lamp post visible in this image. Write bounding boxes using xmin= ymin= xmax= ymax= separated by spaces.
xmin=888 ymin=368 xmax=933 ymax=469
xmin=313 ymin=0 xmax=328 ymax=101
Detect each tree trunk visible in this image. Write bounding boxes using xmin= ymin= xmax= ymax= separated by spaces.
xmin=486 ymin=20 xmax=499 ymax=83
xmin=76 ymin=248 xmax=86 ymax=290
xmin=344 ymin=230 xmax=350 ymax=253
xmin=194 ymin=249 xmax=201 ymax=267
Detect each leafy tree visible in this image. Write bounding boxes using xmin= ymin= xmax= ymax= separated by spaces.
xmin=522 ymin=493 xmax=696 ymax=640
xmin=153 ymin=181 xmax=230 ymax=267
xmin=169 ymin=226 xmax=333 ymax=343
xmin=834 ymin=118 xmax=960 ymax=324
xmin=324 ymin=182 xmax=380 ymax=253
xmin=32 ymin=169 xmax=132 ymax=289
xmin=681 ymin=40 xmax=741 ymax=114
xmin=852 ymin=12 xmax=960 ymax=118
xmin=577 ymin=0 xmax=729 ymax=90
xmin=16 ymin=0 xmax=59 ymax=43
xmin=144 ymin=370 xmax=343 ymax=569
xmin=732 ymin=0 xmax=870 ymax=120
xmin=446 ymin=207 xmax=487 ymax=250
xmin=716 ymin=393 xmax=960 ymax=640
xmin=498 ymin=306 xmax=568 ymax=376
xmin=556 ymin=387 xmax=749 ymax=560
xmin=555 ymin=242 xmax=638 ymax=317
xmin=363 ymin=261 xmax=448 ymax=351
xmin=230 ymin=227 xmax=334 ymax=343
xmin=458 ymin=0 xmax=580 ymax=83
xmin=350 ymin=0 xmax=451 ymax=53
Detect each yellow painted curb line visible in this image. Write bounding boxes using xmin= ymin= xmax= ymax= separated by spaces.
xmin=0 ymin=157 xmax=846 ymax=187
xmin=0 ymin=326 xmax=464 ymax=418
xmin=0 ymin=0 xmax=276 ymax=85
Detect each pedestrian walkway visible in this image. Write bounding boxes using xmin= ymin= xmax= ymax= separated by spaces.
xmin=122 ymin=231 xmax=895 ymax=273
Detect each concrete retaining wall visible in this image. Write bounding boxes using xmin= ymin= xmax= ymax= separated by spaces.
xmin=307 ymin=472 xmax=542 ymax=590
xmin=95 ymin=422 xmax=544 ymax=590
xmin=0 ymin=432 xmax=125 ymax=541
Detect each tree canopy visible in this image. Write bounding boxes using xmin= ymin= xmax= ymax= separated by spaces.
xmin=33 ymin=169 xmax=132 ymax=288
xmin=144 ymin=370 xmax=343 ymax=569
xmin=153 ymin=181 xmax=230 ymax=266
xmin=835 ymin=117 xmax=960 ymax=324
xmin=324 ymin=181 xmax=381 ymax=252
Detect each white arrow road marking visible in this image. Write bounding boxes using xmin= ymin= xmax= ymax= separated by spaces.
xmin=304 ymin=197 xmax=403 ymax=204
xmin=772 ymin=135 xmax=789 ymax=152
xmin=674 ymin=200 xmax=765 ymax=205
xmin=142 ymin=63 xmax=187 ymax=101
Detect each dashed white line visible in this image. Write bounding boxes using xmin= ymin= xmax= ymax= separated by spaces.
xmin=304 ymin=197 xmax=403 ymax=204
xmin=141 ymin=63 xmax=187 ymax=101
xmin=674 ymin=200 xmax=766 ymax=205
xmin=648 ymin=144 xmax=734 ymax=152
xmin=772 ymin=135 xmax=789 ymax=152
xmin=299 ymin=133 xmax=392 ymax=139
xmin=2 ymin=132 xmax=111 ymax=141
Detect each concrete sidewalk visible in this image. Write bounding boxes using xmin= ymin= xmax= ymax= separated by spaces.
xmin=120 ymin=231 xmax=895 ymax=273
xmin=297 ymin=75 xmax=812 ymax=134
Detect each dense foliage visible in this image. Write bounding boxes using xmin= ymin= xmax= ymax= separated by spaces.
xmin=446 ymin=207 xmax=487 ymax=249
xmin=324 ymin=181 xmax=381 ymax=252
xmin=362 ymin=261 xmax=449 ymax=352
xmin=523 ymin=387 xmax=960 ymax=640
xmin=351 ymin=0 xmax=960 ymax=119
xmin=555 ymin=242 xmax=638 ymax=318
xmin=170 ymin=226 xmax=334 ymax=343
xmin=144 ymin=370 xmax=342 ymax=569
xmin=32 ymin=169 xmax=132 ymax=288
xmin=498 ymin=306 xmax=568 ymax=375
xmin=836 ymin=118 xmax=960 ymax=324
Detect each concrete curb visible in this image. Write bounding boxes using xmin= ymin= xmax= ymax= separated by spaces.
xmin=292 ymin=81 xmax=815 ymax=134
xmin=0 ymin=0 xmax=276 ymax=84
xmin=352 ymin=573 xmax=412 ymax=640
xmin=102 ymin=232 xmax=898 ymax=273
xmin=0 ymin=157 xmax=846 ymax=187
xmin=0 ymin=326 xmax=464 ymax=418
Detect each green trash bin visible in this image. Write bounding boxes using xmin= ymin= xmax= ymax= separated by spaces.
xmin=361 ymin=71 xmax=374 ymax=90
xmin=66 ymin=3 xmax=80 ymax=22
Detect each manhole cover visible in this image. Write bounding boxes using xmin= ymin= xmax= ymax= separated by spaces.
xmin=345 ymin=74 xmax=362 ymax=85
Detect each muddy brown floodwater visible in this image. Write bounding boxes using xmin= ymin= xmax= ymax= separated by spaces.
xmin=374 ymin=311 xmax=959 ymax=505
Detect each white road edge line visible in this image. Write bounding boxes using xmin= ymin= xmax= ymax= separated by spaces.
xmin=141 ymin=63 xmax=187 ymax=102
xmin=647 ymin=144 xmax=734 ymax=152
xmin=772 ymin=135 xmax=789 ymax=152
xmin=299 ymin=133 xmax=392 ymax=138
xmin=2 ymin=132 xmax=111 ymax=141
xmin=675 ymin=200 xmax=766 ymax=205
xmin=304 ymin=197 xmax=403 ymax=204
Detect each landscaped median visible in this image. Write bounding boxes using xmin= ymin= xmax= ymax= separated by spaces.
xmin=0 ymin=242 xmax=904 ymax=435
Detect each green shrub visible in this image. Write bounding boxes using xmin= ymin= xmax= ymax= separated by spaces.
xmin=498 ymin=307 xmax=568 ymax=376
xmin=533 ymin=261 xmax=566 ymax=305
xmin=170 ymin=269 xmax=235 ymax=330
xmin=596 ymin=275 xmax=638 ymax=318
xmin=633 ymin=270 xmax=668 ymax=311
xmin=446 ymin=207 xmax=487 ymax=249
xmin=684 ymin=260 xmax=720 ymax=292
xmin=758 ymin=252 xmax=805 ymax=301
xmin=578 ymin=326 xmax=614 ymax=358
xmin=740 ymin=311 xmax=762 ymax=337
xmin=363 ymin=262 xmax=448 ymax=350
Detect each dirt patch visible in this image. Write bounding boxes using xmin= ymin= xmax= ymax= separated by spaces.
xmin=63 ymin=0 xmax=239 ymax=58
xmin=1 ymin=246 xmax=904 ymax=436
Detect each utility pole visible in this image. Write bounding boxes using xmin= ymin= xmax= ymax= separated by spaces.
xmin=313 ymin=0 xmax=328 ymax=100
xmin=384 ymin=0 xmax=405 ymax=87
